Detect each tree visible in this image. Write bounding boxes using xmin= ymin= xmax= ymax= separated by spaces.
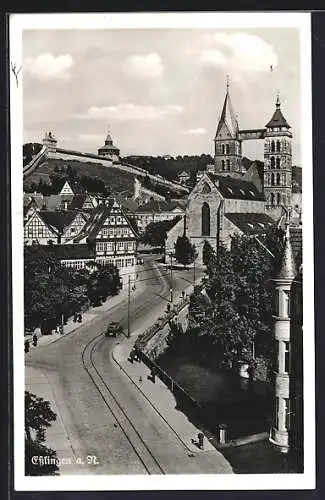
xmin=25 ymin=391 xmax=59 ymax=476
xmin=140 ymin=217 xmax=181 ymax=250
xmin=24 ymin=244 xmax=89 ymax=331
xmin=174 ymin=235 xmax=197 ymax=268
xmin=87 ymin=263 xmax=120 ymax=306
xmin=202 ymin=240 xmax=216 ymax=266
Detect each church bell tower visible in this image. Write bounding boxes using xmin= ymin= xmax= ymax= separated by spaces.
xmin=214 ymin=79 xmax=242 ymax=176
xmin=264 ymin=94 xmax=293 ymax=220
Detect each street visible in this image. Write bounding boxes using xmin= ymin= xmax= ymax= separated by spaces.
xmin=25 ymin=255 xmax=231 ymax=475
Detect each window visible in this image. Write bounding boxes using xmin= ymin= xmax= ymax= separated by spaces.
xmin=202 ymin=182 xmax=211 ymax=194
xmin=276 ymin=173 xmax=281 ymax=186
xmin=275 ymin=397 xmax=280 ymax=428
xmin=271 ymin=173 xmax=275 ymax=186
xmin=284 ymin=341 xmax=290 ymax=373
xmin=102 ymin=228 xmax=108 ymax=236
xmin=271 ymin=140 xmax=275 ymax=152
xmin=283 ymin=290 xmax=291 ymax=317
xmin=222 ymin=145 xmax=225 ymax=154
xmin=201 ymin=202 xmax=210 ymax=236
xmin=270 ymin=156 xmax=275 ymax=168
xmin=284 ymin=398 xmax=290 ymax=430
xmin=225 ymin=144 xmax=229 ymax=154
xmin=277 ymin=192 xmax=281 ymax=206
xmin=116 ymin=259 xmax=122 ymax=267
xmin=117 ymin=241 xmax=124 ymax=250
xmin=226 ymin=159 xmax=231 ymax=170
xmin=116 ymin=216 xmax=122 ymax=224
xmin=271 ymin=193 xmax=275 ymax=206
xmin=221 ymin=160 xmax=225 ymax=171
xmin=276 ymin=157 xmax=281 ymax=169
xmin=275 ymin=290 xmax=280 ymax=315
xmin=276 ymin=140 xmax=281 ymax=152
xmin=96 ymin=242 xmax=104 ymax=251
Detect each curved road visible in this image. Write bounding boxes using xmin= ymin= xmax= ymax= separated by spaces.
xmin=25 ymin=256 xmax=231 ymax=475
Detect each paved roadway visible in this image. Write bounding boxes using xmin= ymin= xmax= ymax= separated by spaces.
xmin=25 ymin=256 xmax=230 ymax=475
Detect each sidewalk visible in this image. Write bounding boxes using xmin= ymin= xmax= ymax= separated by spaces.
xmin=112 ymin=283 xmax=233 ymax=472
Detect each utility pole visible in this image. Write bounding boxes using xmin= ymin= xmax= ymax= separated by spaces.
xmin=193 ymin=254 xmax=196 ymax=285
xmin=170 ymin=254 xmax=173 ymax=303
xmin=127 ymin=275 xmax=131 ymax=337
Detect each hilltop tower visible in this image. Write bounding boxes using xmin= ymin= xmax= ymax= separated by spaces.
xmin=264 ymin=95 xmax=293 ymax=219
xmin=269 ymin=227 xmax=296 ymax=454
xmin=42 ymin=131 xmax=57 ymax=153
xmin=214 ymin=81 xmax=242 ymax=176
xmin=98 ymin=129 xmax=120 ymax=161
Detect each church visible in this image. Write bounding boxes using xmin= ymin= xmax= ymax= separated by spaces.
xmin=166 ymin=83 xmax=298 ymax=265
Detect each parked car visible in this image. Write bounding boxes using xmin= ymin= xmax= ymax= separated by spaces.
xmin=105 ymin=321 xmax=124 ymax=338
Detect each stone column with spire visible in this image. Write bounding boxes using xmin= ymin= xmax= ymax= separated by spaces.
xmin=269 ymin=225 xmax=297 ymax=453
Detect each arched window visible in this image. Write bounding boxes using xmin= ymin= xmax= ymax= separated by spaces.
xmin=276 ymin=140 xmax=281 ymax=152
xmin=271 ymin=140 xmax=275 ymax=152
xmin=271 ymin=173 xmax=275 ymax=186
xmin=276 ymin=173 xmax=281 ymax=185
xmin=277 ymin=192 xmax=281 ymax=206
xmin=276 ymin=157 xmax=281 ymax=169
xmin=226 ymin=159 xmax=231 ymax=170
xmin=226 ymin=144 xmax=229 ymax=154
xmin=201 ymin=203 xmax=210 ymax=236
xmin=271 ymin=193 xmax=275 ymax=206
xmin=221 ymin=160 xmax=225 ymax=171
xmin=270 ymin=156 xmax=275 ymax=169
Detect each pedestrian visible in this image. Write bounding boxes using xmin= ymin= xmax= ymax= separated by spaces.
xmin=78 ymin=313 xmax=82 ymax=323
xmin=198 ymin=432 xmax=204 ymax=450
xmin=73 ymin=312 xmax=78 ymax=323
xmin=32 ymin=334 xmax=38 ymax=347
xmin=24 ymin=340 xmax=30 ymax=353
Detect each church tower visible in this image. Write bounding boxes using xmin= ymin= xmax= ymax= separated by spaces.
xmin=214 ymin=81 xmax=242 ymax=176
xmin=264 ymin=95 xmax=292 ymax=220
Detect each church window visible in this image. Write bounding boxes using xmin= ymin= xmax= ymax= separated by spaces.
xmin=270 ymin=156 xmax=275 ymax=169
xmin=226 ymin=159 xmax=231 ymax=170
xmin=221 ymin=160 xmax=225 ymax=171
xmin=276 ymin=157 xmax=281 ymax=169
xmin=202 ymin=182 xmax=211 ymax=194
xmin=276 ymin=173 xmax=281 ymax=186
xmin=271 ymin=140 xmax=275 ymax=152
xmin=277 ymin=192 xmax=281 ymax=206
xmin=201 ymin=202 xmax=210 ymax=236
xmin=276 ymin=140 xmax=281 ymax=152
xmin=271 ymin=173 xmax=275 ymax=186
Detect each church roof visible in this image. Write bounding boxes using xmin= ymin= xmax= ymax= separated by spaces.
xmin=276 ymin=227 xmax=297 ymax=280
xmin=98 ymin=131 xmax=120 ymax=152
xmin=207 ymin=173 xmax=265 ymax=201
xmin=225 ymin=213 xmax=275 ymax=235
xmin=215 ymin=89 xmax=239 ymax=139
xmin=265 ymin=95 xmax=291 ymax=129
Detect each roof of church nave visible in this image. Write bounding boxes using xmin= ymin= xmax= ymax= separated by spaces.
xmin=224 ymin=212 xmax=274 ymax=235
xmin=265 ymin=95 xmax=291 ymax=129
xmin=206 ymin=172 xmax=265 ymax=201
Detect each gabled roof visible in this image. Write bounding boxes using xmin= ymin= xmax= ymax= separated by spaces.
xmin=265 ymin=95 xmax=291 ymax=129
xmin=225 ymin=213 xmax=275 ymax=235
xmin=215 ymin=89 xmax=239 ymax=139
xmin=69 ymin=194 xmax=88 ymax=210
xmin=40 ymin=210 xmax=81 ymax=232
xmin=74 ymin=199 xmax=139 ymax=242
xmin=206 ymin=173 xmax=265 ymax=201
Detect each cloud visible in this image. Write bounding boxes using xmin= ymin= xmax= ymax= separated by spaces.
xmin=183 ymin=128 xmax=206 ymax=135
xmin=76 ymin=103 xmax=183 ymax=122
xmin=24 ymin=53 xmax=74 ymax=80
xmin=122 ymin=53 xmax=163 ymax=79
xmin=201 ymin=32 xmax=278 ymax=73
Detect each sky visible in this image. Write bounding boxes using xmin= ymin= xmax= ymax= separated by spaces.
xmin=23 ymin=27 xmax=301 ymax=165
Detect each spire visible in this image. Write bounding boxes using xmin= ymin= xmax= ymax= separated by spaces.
xmin=277 ymin=226 xmax=296 ymax=280
xmin=265 ymin=93 xmax=290 ymax=129
xmin=215 ymin=78 xmax=239 ymax=139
